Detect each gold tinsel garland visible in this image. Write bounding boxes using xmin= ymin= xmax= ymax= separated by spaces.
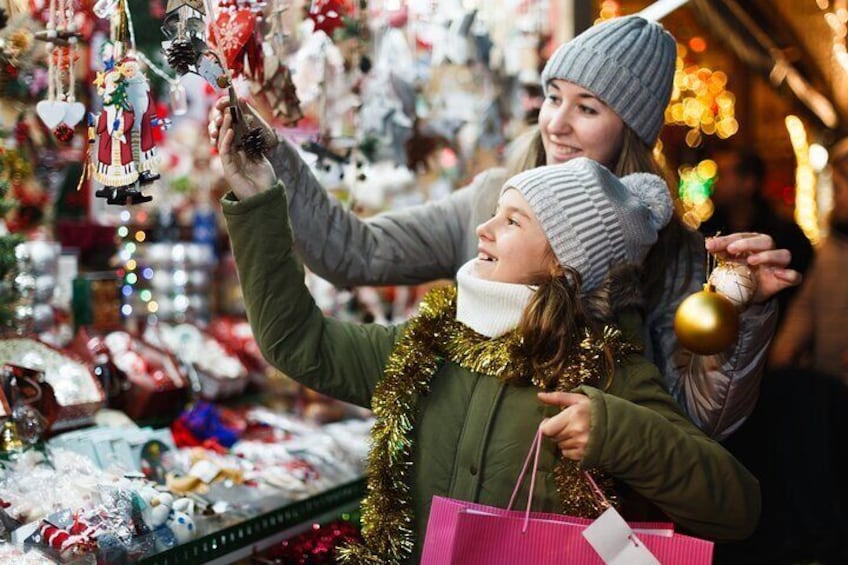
xmin=338 ymin=285 xmax=638 ymax=564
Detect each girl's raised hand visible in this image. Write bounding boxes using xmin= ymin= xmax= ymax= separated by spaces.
xmin=217 ymin=109 xmax=276 ymax=200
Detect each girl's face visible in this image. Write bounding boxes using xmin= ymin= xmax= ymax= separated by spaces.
xmin=474 ymin=189 xmax=557 ymax=284
xmin=539 ymin=79 xmax=625 ymax=168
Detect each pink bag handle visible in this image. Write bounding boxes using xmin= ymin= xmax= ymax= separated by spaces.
xmin=507 ymin=428 xmax=611 ymax=533
xmin=507 ymin=428 xmax=544 ymax=532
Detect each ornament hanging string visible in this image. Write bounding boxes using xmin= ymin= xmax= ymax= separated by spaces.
xmin=135 ymin=51 xmax=180 ymax=89
xmin=121 ymin=0 xmax=137 ymax=51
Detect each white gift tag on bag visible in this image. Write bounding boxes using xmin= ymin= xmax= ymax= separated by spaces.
xmin=582 ymin=507 xmax=661 ymax=565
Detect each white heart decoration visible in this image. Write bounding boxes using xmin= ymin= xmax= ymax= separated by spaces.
xmin=36 ymin=101 xmax=68 ymax=129
xmin=63 ymin=102 xmax=86 ymax=127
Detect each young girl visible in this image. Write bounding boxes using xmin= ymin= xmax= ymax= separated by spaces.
xmin=218 ymin=116 xmax=760 ymax=563
xmin=209 ymin=15 xmax=800 ymax=440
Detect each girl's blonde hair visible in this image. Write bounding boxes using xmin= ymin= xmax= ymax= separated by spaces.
xmin=505 ymin=126 xmax=697 ymax=311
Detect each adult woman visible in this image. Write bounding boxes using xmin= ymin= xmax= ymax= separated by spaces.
xmin=209 ymin=15 xmax=800 ymax=439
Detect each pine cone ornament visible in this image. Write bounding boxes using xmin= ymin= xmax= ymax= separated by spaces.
xmin=166 ymin=39 xmax=197 ymax=75
xmin=241 ymin=126 xmax=268 ymax=161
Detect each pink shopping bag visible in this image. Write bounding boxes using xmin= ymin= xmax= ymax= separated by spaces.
xmin=420 ymin=429 xmax=714 ymax=564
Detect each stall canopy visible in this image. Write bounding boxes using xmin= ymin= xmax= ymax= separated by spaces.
xmin=686 ymin=0 xmax=847 ymax=139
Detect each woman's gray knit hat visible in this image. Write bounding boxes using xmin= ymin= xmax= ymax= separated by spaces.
xmin=541 ymin=15 xmax=677 ymax=146
xmin=504 ymin=157 xmax=672 ymax=292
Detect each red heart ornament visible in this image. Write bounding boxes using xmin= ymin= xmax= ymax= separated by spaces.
xmin=211 ymin=9 xmax=256 ymax=69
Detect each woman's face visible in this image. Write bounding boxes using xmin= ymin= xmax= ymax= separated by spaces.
xmin=539 ymin=79 xmax=625 ymax=168
xmin=474 ymin=189 xmax=556 ymax=284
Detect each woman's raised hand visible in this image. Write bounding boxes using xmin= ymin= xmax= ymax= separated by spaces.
xmin=706 ymin=232 xmax=802 ymax=304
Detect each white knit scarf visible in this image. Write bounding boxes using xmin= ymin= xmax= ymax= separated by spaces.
xmin=455 ymin=259 xmax=536 ymax=338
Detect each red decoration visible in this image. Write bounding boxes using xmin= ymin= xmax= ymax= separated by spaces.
xmin=54 ymin=123 xmax=75 ymax=142
xmin=14 ymin=121 xmax=29 ymax=146
xmin=209 ymin=8 xmax=263 ymax=81
xmin=307 ymin=0 xmax=350 ymax=37
xmin=260 ymin=520 xmax=361 ymax=564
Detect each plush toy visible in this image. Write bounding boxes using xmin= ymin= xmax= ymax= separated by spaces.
xmin=138 ymin=485 xmax=174 ymax=530
xmin=166 ymin=499 xmax=196 ymax=545
xmin=135 ymin=484 xmax=198 ymax=549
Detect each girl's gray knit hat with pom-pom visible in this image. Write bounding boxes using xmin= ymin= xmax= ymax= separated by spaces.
xmin=504 ymin=157 xmax=672 ymax=292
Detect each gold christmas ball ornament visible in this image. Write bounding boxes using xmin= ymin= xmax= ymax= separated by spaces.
xmin=708 ymin=262 xmax=758 ymax=309
xmin=674 ymin=285 xmax=740 ymax=355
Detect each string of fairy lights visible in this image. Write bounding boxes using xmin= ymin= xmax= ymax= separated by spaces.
xmin=116 ymin=209 xmax=159 ymax=320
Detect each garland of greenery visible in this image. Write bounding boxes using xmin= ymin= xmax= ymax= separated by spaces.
xmin=337 ymin=284 xmax=638 ymax=564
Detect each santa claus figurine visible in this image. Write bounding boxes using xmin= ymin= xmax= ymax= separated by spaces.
xmin=119 ymin=55 xmax=161 ymax=184
xmin=92 ymin=69 xmax=139 ymax=190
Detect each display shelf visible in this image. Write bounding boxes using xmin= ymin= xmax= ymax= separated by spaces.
xmin=138 ymin=478 xmax=366 ymax=565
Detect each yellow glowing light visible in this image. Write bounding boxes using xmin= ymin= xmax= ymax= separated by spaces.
xmin=597 ymin=0 xmax=621 ymax=22
xmin=821 ymin=0 xmax=848 ymax=73
xmin=697 ymin=159 xmax=718 ymax=179
xmin=785 ymin=115 xmax=820 ymax=245
xmin=148 ymin=301 xmax=159 ymax=313
xmin=135 ymin=231 xmax=146 ymax=242
xmin=685 ymin=129 xmax=702 ymax=148
xmin=666 ymin=53 xmax=737 ymax=144
xmin=126 ymin=259 xmax=137 ymax=271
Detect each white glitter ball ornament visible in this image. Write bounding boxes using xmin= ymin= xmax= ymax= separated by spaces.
xmin=708 ymin=262 xmax=758 ymax=309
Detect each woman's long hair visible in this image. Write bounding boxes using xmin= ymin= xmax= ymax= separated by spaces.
xmin=504 ymin=126 xmax=698 ymax=311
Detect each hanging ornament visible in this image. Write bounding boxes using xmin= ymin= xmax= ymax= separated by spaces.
xmin=307 ymin=0 xmax=350 ymax=38
xmin=82 ymin=0 xmax=168 ymax=205
xmin=161 ymin=0 xmax=208 ymax=76
xmin=118 ymin=54 xmax=161 ymax=184
xmin=168 ymin=82 xmax=188 ymax=115
xmin=250 ymin=5 xmax=302 ymax=125
xmin=165 ymin=39 xmax=198 ymax=74
xmin=208 ymin=0 xmax=264 ymax=82
xmin=171 ymin=0 xmax=269 ymax=161
xmin=221 ymin=73 xmax=269 ymax=161
xmin=674 ymin=250 xmax=743 ymax=355
xmin=33 ymin=0 xmax=84 ymax=139
xmin=707 ymin=261 xmax=757 ymax=309
xmin=90 ymin=69 xmax=141 ymax=197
